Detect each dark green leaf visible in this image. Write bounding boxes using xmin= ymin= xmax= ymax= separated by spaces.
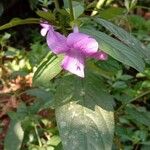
xmin=81 ymin=28 xmax=145 ymax=72
xmin=94 ymin=18 xmax=150 ymax=59
xmin=126 ymin=106 xmax=150 ymax=126
xmin=55 ymin=73 xmax=114 ymax=150
xmin=26 ymin=88 xmax=54 ymax=111
xmin=26 ymin=88 xmax=52 ymax=101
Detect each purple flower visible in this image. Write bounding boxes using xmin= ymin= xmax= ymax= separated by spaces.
xmin=41 ymin=24 xmax=108 ymax=78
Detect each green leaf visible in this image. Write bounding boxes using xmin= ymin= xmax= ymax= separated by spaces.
xmin=64 ymin=0 xmax=84 ymax=19
xmin=72 ymin=1 xmax=84 ymax=19
xmin=26 ymin=88 xmax=52 ymax=101
xmin=26 ymin=88 xmax=54 ymax=110
xmin=125 ymin=106 xmax=150 ymax=126
xmin=4 ymin=120 xmax=24 ymax=150
xmin=33 ymin=53 xmax=63 ymax=87
xmin=36 ymin=10 xmax=56 ymax=24
xmin=81 ymin=28 xmax=145 ymax=72
xmin=0 ymin=18 xmax=40 ymax=30
xmin=47 ymin=135 xmax=61 ymax=146
xmin=55 ymin=73 xmax=114 ymax=150
xmin=99 ymin=7 xmax=125 ymax=19
xmin=94 ymin=18 xmax=150 ymax=59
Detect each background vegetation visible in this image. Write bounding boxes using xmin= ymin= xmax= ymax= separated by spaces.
xmin=0 ymin=0 xmax=150 ymax=150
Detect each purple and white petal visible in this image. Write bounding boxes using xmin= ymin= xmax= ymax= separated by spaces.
xmin=67 ymin=33 xmax=89 ymax=47
xmin=67 ymin=33 xmax=98 ymax=55
xmin=91 ymin=51 xmax=108 ymax=60
xmin=40 ymin=22 xmax=53 ymax=36
xmin=61 ymin=50 xmax=85 ymax=78
xmin=46 ymin=30 xmax=69 ymax=54
xmin=41 ymin=28 xmax=49 ymax=36
xmin=40 ymin=22 xmax=51 ymax=29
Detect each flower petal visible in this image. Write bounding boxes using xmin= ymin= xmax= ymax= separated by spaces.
xmin=40 ymin=22 xmax=51 ymax=29
xmin=40 ymin=22 xmax=52 ymax=36
xmin=41 ymin=28 xmax=49 ymax=36
xmin=61 ymin=50 xmax=85 ymax=78
xmin=46 ymin=30 xmax=69 ymax=54
xmin=67 ymin=33 xmax=98 ymax=55
xmin=91 ymin=51 xmax=108 ymax=60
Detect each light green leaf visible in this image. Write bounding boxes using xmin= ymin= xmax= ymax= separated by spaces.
xmin=0 ymin=18 xmax=40 ymax=30
xmin=47 ymin=135 xmax=61 ymax=146
xmin=81 ymin=28 xmax=145 ymax=72
xmin=55 ymin=73 xmax=114 ymax=150
xmin=64 ymin=0 xmax=84 ymax=19
xmin=72 ymin=1 xmax=84 ymax=19
xmin=33 ymin=53 xmax=63 ymax=87
xmin=4 ymin=120 xmax=24 ymax=150
xmin=94 ymin=18 xmax=150 ymax=59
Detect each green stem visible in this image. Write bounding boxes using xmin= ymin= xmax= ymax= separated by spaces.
xmin=34 ymin=124 xmax=42 ymax=147
xmin=68 ymin=0 xmax=74 ymax=21
xmin=91 ymin=0 xmax=106 ymax=16
xmin=54 ymin=0 xmax=60 ymax=11
xmin=116 ymin=89 xmax=150 ymax=114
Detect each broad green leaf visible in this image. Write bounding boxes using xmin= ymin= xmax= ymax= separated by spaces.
xmin=4 ymin=120 xmax=24 ymax=150
xmin=55 ymin=73 xmax=114 ymax=150
xmin=36 ymin=10 xmax=56 ymax=24
xmin=0 ymin=18 xmax=40 ymax=30
xmin=94 ymin=18 xmax=150 ymax=59
xmin=81 ymin=28 xmax=145 ymax=72
xmin=33 ymin=53 xmax=63 ymax=87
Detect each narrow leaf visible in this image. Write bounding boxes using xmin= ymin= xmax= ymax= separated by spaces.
xmin=0 ymin=18 xmax=40 ymax=30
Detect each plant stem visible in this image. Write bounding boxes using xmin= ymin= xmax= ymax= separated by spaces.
xmin=115 ymin=89 xmax=150 ymax=115
xmin=34 ymin=124 xmax=42 ymax=147
xmin=68 ymin=0 xmax=74 ymax=21
xmin=91 ymin=0 xmax=106 ymax=16
xmin=54 ymin=0 xmax=60 ymax=11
